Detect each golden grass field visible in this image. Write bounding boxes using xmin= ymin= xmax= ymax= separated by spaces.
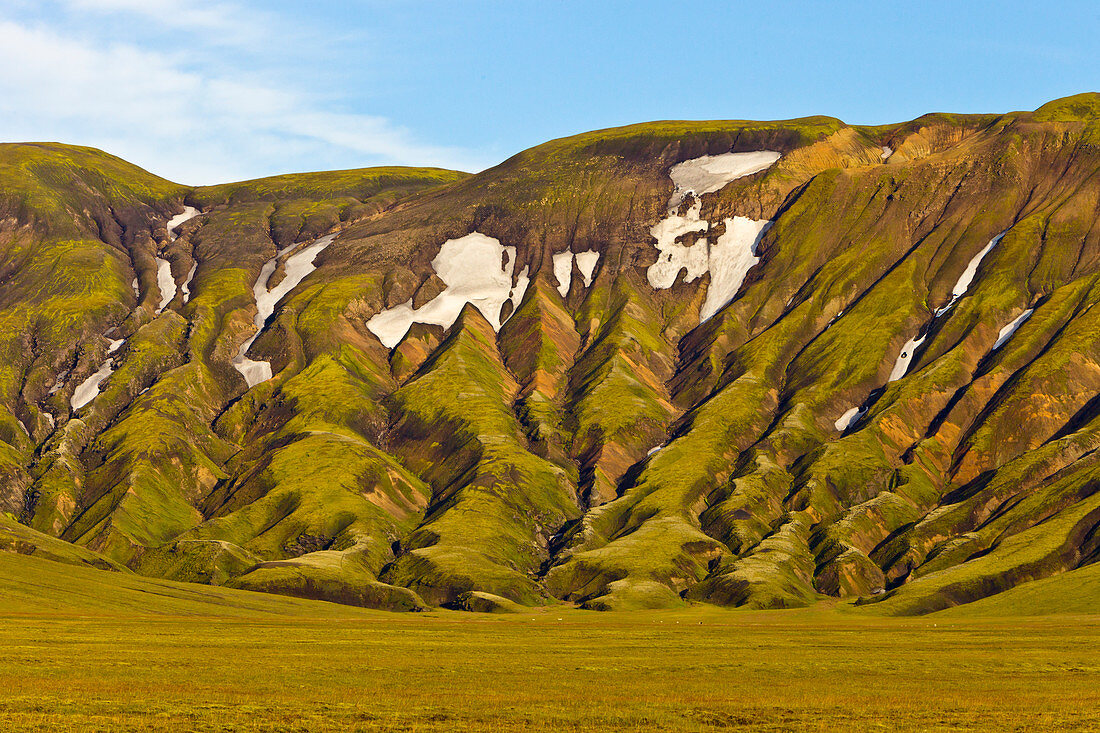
xmin=2 ymin=553 xmax=1099 ymax=731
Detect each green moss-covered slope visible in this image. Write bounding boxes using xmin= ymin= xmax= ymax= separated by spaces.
xmin=4 ymin=96 xmax=1100 ymax=615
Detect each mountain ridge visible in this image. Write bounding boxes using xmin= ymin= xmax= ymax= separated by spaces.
xmin=3 ymin=93 xmax=1100 ymax=614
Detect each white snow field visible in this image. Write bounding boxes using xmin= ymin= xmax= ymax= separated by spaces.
xmin=992 ymin=308 xmax=1034 ymax=351
xmin=166 ymin=206 xmax=199 ymax=240
xmin=646 ymin=199 xmax=710 ymax=289
xmin=888 ymin=333 xmax=928 ymax=382
xmin=232 ymin=233 xmax=336 ymax=387
xmin=256 ymin=235 xmax=335 ymax=323
xmin=648 ymin=151 xmax=781 ymax=322
xmin=151 ymin=207 xmax=201 ymax=313
xmin=834 ymin=406 xmax=866 ymax=432
xmin=71 ymin=357 xmax=114 ymax=410
xmin=553 ymin=251 xmax=573 ymax=296
xmin=512 ymin=266 xmax=531 ymax=314
xmin=232 ymin=349 xmax=272 ymax=388
xmin=937 ymin=232 xmax=1005 ymax=315
xmin=668 ymin=151 xmax=781 ymax=209
xmin=553 ymin=249 xmax=601 ymax=296
xmin=574 ymin=250 xmax=599 ymax=286
xmin=699 ymin=217 xmax=772 ymax=322
xmin=71 ymin=358 xmax=113 ymax=410
xmin=367 ymin=232 xmax=529 ymax=349
xmin=69 ymin=338 xmax=126 ymax=411
xmin=180 ymin=263 xmax=198 ymax=304
xmin=155 ymin=257 xmax=175 ymax=313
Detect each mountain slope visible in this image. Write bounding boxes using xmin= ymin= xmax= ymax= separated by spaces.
xmin=3 ymin=94 xmax=1100 ymax=614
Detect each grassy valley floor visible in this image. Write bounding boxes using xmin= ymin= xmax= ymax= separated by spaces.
xmin=2 ymin=555 xmax=1099 ymax=731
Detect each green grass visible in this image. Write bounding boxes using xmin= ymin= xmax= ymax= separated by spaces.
xmin=385 ymin=307 xmax=579 ymax=605
xmin=190 ymin=166 xmax=467 ymax=207
xmin=533 ymin=115 xmax=848 ymax=159
xmin=2 ymin=552 xmax=1100 ymax=731
xmin=937 ymin=560 xmax=1100 ymax=616
xmin=0 ymin=142 xmax=182 ymax=234
xmin=0 ymin=515 xmax=125 ymax=571
xmin=1032 ymin=92 xmax=1100 ymax=122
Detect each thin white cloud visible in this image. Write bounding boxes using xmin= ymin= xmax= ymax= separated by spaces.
xmin=0 ymin=17 xmax=484 ymax=183
xmin=59 ymin=0 xmax=271 ymax=45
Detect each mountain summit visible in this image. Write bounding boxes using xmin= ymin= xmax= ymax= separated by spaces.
xmin=4 ymin=95 xmax=1100 ymax=614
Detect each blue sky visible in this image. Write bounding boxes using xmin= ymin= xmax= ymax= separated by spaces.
xmin=1 ymin=0 xmax=1096 ymax=183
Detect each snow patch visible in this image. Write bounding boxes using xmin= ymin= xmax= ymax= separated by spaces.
xmin=647 ymin=204 xmax=769 ymax=320
xmin=166 ymin=206 xmax=199 ymax=240
xmin=158 ymin=207 xmax=202 ymax=308
xmin=700 ymin=217 xmax=771 ymax=322
xmin=180 ymin=262 xmax=197 ymax=304
xmin=70 ymin=358 xmax=115 ymax=411
xmin=952 ymin=233 xmax=1004 ymax=298
xmin=232 ymin=353 xmax=271 ymax=388
xmin=552 ymin=249 xmax=601 ymax=296
xmin=575 ymin=250 xmax=599 ymax=286
xmin=367 ymin=232 xmax=528 ymax=349
xmin=131 ymin=277 xmax=139 ymax=298
xmin=553 ymin=251 xmax=573 ymax=296
xmin=648 ymin=152 xmax=778 ymax=315
xmin=881 ymin=146 xmax=893 ymax=160
xmin=668 ymin=151 xmax=781 ymax=209
xmin=232 ymin=233 xmax=336 ymax=388
xmin=69 ymin=336 xmax=129 ymax=411
xmin=937 ymin=232 xmax=1005 ymax=315
xmin=256 ymin=234 xmax=335 ymax=324
xmin=889 ymin=333 xmax=927 ymax=382
xmin=889 ymin=230 xmax=1007 ymax=383
xmin=647 ymin=444 xmax=663 ymax=457
xmin=155 ymin=256 xmax=175 ymax=312
xmin=992 ymin=309 xmax=1034 ymax=351
xmin=835 ymin=406 xmax=865 ymax=432
xmin=647 ymin=199 xmax=710 ymax=289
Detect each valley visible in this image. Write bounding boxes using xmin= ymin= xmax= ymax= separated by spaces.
xmin=1 ymin=551 xmax=1098 ymax=731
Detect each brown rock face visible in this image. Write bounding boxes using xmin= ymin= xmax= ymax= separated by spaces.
xmin=411 ymin=274 xmax=447 ymax=309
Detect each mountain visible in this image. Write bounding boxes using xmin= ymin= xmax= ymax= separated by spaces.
xmin=3 ymin=94 xmax=1100 ymax=614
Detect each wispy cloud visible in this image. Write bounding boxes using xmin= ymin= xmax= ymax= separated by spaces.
xmin=0 ymin=6 xmax=487 ymax=183
xmin=64 ymin=0 xmax=238 ymax=29
xmin=58 ymin=0 xmax=279 ymax=48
